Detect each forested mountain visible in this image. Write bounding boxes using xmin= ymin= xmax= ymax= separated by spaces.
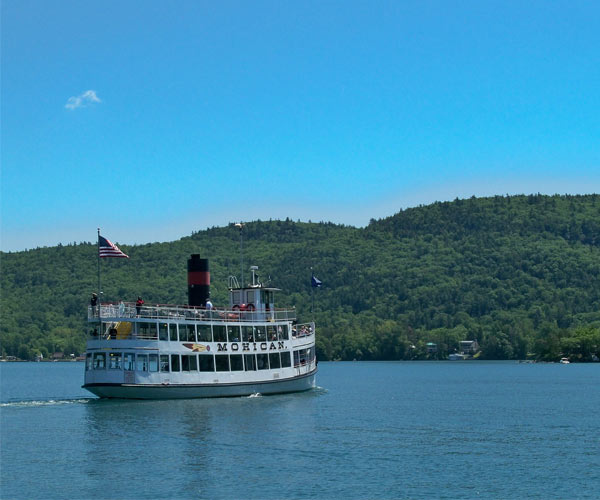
xmin=2 ymin=194 xmax=600 ymax=362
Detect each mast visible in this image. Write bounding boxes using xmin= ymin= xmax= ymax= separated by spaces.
xmin=235 ymin=222 xmax=245 ymax=286
xmin=97 ymin=227 xmax=101 ymax=311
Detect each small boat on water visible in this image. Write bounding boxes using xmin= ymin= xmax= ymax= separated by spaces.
xmin=559 ymin=357 xmax=570 ymax=364
xmin=82 ymin=255 xmax=317 ymax=399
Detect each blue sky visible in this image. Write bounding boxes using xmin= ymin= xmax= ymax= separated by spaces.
xmin=2 ymin=0 xmax=599 ymax=251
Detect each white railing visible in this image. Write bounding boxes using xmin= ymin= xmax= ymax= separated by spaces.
xmin=88 ymin=303 xmax=297 ymax=323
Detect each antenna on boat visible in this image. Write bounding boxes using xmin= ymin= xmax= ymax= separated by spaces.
xmin=235 ymin=222 xmax=245 ymax=286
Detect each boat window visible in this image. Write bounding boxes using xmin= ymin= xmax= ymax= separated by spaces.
xmin=160 ymin=355 xmax=170 ymax=372
xmin=136 ymin=354 xmax=148 ymax=371
xmin=267 ymin=325 xmax=277 ymax=341
xmin=213 ymin=325 xmax=226 ymax=343
xmin=215 ymin=355 xmax=230 ymax=372
xmin=230 ymin=354 xmax=244 ymax=371
xmin=227 ymin=325 xmax=240 ymax=342
xmin=197 ymin=325 xmax=212 ymax=342
xmin=242 ymin=326 xmax=254 ymax=342
xmin=159 ymin=323 xmax=169 ymax=341
xmin=281 ymin=351 xmax=291 ymax=368
xmin=86 ymin=353 xmax=92 ymax=371
xmin=138 ymin=323 xmax=157 ymax=339
xmin=170 ymin=354 xmax=180 ymax=372
xmin=181 ymin=355 xmax=191 ymax=371
xmin=124 ymin=353 xmax=135 ymax=371
xmin=93 ymin=353 xmax=106 ymax=369
xmin=170 ymin=324 xmax=178 ymax=341
xmin=269 ymin=353 xmax=281 ymax=369
xmin=255 ymin=326 xmax=266 ymax=342
xmin=278 ymin=325 xmax=289 ymax=341
xmin=256 ymin=353 xmax=269 ymax=370
xmin=199 ymin=355 xmax=214 ymax=372
xmin=109 ymin=352 xmax=122 ymax=370
xmin=180 ymin=324 xmax=195 ymax=342
xmin=293 ymin=351 xmax=300 ymax=367
xmin=189 ymin=355 xmax=198 ymax=371
xmin=149 ymin=354 xmax=159 ymax=372
xmin=246 ymin=290 xmax=255 ymax=304
xmin=244 ymin=354 xmax=256 ymax=371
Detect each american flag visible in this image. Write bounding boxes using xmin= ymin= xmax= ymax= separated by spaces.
xmin=99 ymin=235 xmax=129 ymax=258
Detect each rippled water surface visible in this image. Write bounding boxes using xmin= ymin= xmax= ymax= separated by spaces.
xmin=1 ymin=361 xmax=599 ymax=499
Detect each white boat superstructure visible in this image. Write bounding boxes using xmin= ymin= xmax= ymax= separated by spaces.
xmin=83 ymin=255 xmax=317 ymax=399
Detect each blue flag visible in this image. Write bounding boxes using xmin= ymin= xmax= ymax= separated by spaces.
xmin=311 ymin=275 xmax=322 ymax=288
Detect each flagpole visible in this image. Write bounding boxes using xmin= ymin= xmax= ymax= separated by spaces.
xmin=97 ymin=228 xmax=101 ymax=313
xmin=311 ymin=268 xmax=315 ymax=321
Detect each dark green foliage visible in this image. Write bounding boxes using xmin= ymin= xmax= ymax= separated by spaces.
xmin=2 ymin=194 xmax=600 ymax=361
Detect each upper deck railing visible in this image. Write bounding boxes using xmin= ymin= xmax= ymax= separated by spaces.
xmin=88 ymin=302 xmax=297 ymax=323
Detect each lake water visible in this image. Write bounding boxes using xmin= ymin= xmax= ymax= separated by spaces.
xmin=1 ymin=361 xmax=599 ymax=499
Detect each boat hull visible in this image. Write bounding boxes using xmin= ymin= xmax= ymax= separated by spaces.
xmin=84 ymin=369 xmax=317 ymax=399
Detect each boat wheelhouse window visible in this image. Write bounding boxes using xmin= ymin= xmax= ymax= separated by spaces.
xmin=278 ymin=325 xmax=289 ymax=341
xmin=244 ymin=354 xmax=256 ymax=371
xmin=149 ymin=354 xmax=159 ymax=372
xmin=136 ymin=354 xmax=148 ymax=371
xmin=213 ymin=325 xmax=226 ymax=343
xmin=281 ymin=351 xmax=291 ymax=368
xmin=256 ymin=353 xmax=269 ymax=370
xmin=169 ymin=324 xmax=178 ymax=341
xmin=109 ymin=352 xmax=122 ymax=370
xmin=160 ymin=355 xmax=170 ymax=372
xmin=246 ymin=290 xmax=255 ymax=304
xmin=124 ymin=353 xmax=135 ymax=371
xmin=227 ymin=325 xmax=241 ymax=342
xmin=86 ymin=353 xmax=92 ymax=370
xmin=242 ymin=326 xmax=254 ymax=342
xmin=215 ymin=355 xmax=230 ymax=372
xmin=232 ymin=291 xmax=241 ymax=305
xmin=263 ymin=290 xmax=274 ymax=306
xmin=199 ymin=355 xmax=214 ymax=372
xmin=269 ymin=352 xmax=281 ymax=369
xmin=93 ymin=353 xmax=106 ymax=369
xmin=159 ymin=323 xmax=169 ymax=341
xmin=180 ymin=324 xmax=195 ymax=342
xmin=197 ymin=325 xmax=212 ymax=342
xmin=230 ymin=354 xmax=244 ymax=371
xmin=170 ymin=354 xmax=180 ymax=372
xmin=255 ymin=326 xmax=266 ymax=342
xmin=293 ymin=351 xmax=300 ymax=367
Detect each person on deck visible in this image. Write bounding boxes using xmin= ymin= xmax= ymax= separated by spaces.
xmin=90 ymin=293 xmax=98 ymax=316
xmin=136 ymin=296 xmax=144 ymax=316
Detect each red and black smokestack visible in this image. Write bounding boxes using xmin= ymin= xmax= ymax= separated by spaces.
xmin=187 ymin=254 xmax=210 ymax=306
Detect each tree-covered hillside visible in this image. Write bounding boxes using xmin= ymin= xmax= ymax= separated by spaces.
xmin=2 ymin=194 xmax=599 ymax=361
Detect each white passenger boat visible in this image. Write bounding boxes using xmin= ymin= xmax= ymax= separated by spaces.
xmin=83 ymin=255 xmax=317 ymax=399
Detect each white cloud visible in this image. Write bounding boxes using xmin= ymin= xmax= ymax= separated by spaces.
xmin=65 ymin=90 xmax=101 ymax=110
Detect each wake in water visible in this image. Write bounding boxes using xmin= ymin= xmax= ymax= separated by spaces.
xmin=247 ymin=392 xmax=262 ymax=398
xmin=0 ymin=397 xmax=94 ymax=408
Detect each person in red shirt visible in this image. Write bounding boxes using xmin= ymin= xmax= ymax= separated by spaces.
xmin=136 ymin=296 xmax=144 ymax=316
